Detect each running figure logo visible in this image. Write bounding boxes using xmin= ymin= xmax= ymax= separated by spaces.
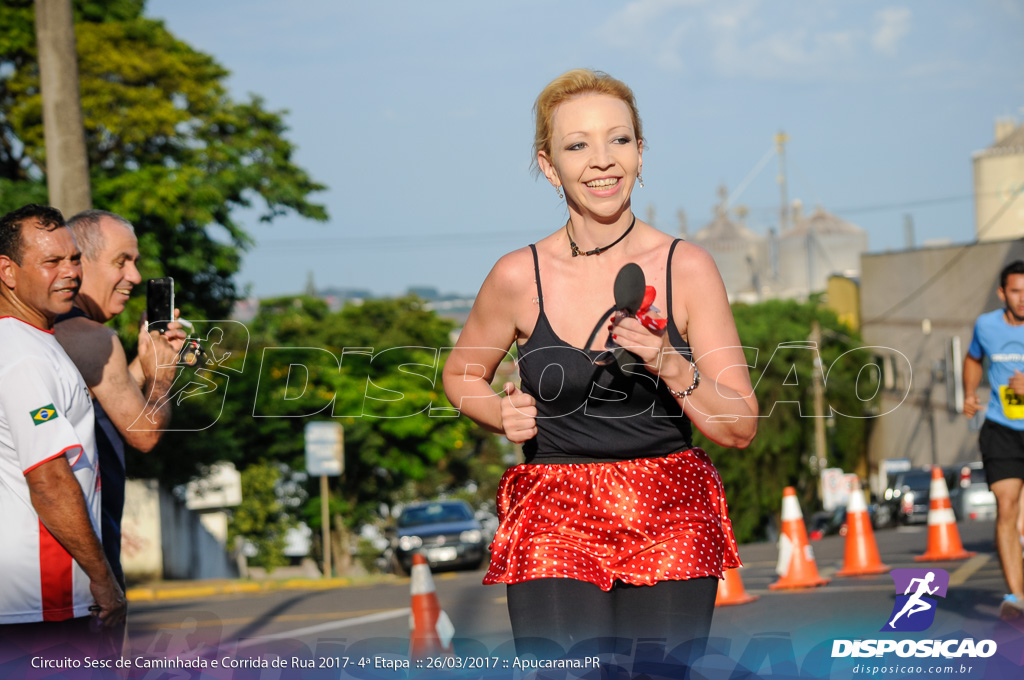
xmin=882 ymin=568 xmax=950 ymax=632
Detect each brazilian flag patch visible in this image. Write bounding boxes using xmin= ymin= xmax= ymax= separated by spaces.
xmin=30 ymin=404 xmax=58 ymax=426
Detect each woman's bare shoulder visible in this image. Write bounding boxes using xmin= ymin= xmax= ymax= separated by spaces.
xmin=484 ymin=245 xmax=537 ymax=296
xmin=670 ymin=240 xmax=722 ymax=280
xmin=461 ymin=245 xmax=539 ymax=346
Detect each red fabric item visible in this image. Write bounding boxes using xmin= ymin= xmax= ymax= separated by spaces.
xmin=38 ymin=520 xmax=75 ymax=621
xmin=483 ymin=448 xmax=740 ymax=591
xmin=637 ymin=286 xmax=668 ymax=333
xmin=641 ymin=286 xmax=657 ymax=313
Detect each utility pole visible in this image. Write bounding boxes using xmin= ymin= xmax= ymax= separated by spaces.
xmin=924 ymin=372 xmax=939 ymax=467
xmin=34 ymin=0 xmax=91 ymax=215
xmin=810 ymin=321 xmax=828 ymax=473
xmin=922 ymin=319 xmax=939 ymax=466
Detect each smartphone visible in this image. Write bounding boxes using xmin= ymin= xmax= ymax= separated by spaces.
xmin=146 ymin=277 xmax=174 ymax=334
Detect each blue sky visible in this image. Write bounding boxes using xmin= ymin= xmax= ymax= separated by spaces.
xmin=148 ymin=0 xmax=1024 ymax=298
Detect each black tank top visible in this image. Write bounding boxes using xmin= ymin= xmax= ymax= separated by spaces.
xmin=55 ymin=306 xmax=128 ymax=588
xmin=517 ymin=240 xmax=694 ymax=463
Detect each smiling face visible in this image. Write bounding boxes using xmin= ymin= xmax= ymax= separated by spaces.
xmin=537 ymin=93 xmax=642 ymax=220
xmin=0 ymin=221 xmax=82 ymax=327
xmin=999 ymin=273 xmax=1024 ymax=324
xmin=77 ymin=216 xmax=142 ymax=322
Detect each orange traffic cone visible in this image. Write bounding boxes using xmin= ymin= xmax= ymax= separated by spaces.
xmin=836 ymin=479 xmax=890 ymax=576
xmin=716 ymin=567 xmax=758 ymax=606
xmin=769 ymin=487 xmax=830 ymax=590
xmin=409 ymin=554 xmax=455 ymax=658
xmin=916 ymin=466 xmax=977 ymax=562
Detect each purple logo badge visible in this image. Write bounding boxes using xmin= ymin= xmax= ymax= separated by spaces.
xmin=881 ymin=568 xmax=950 ymax=632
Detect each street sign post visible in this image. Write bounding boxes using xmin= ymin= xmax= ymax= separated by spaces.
xmin=305 ymin=422 xmax=344 ymax=578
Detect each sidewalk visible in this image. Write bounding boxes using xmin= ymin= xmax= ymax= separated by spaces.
xmin=126 ymin=574 xmax=392 ymax=602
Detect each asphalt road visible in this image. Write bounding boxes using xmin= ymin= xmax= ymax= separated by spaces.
xmin=107 ymin=518 xmax=1024 ymax=679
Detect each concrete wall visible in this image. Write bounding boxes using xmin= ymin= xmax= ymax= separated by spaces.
xmin=160 ymin=487 xmax=238 ymax=580
xmin=121 ymin=479 xmax=238 ymax=582
xmin=860 ymin=239 xmax=1024 ymax=493
xmin=121 ymin=479 xmax=163 ymax=582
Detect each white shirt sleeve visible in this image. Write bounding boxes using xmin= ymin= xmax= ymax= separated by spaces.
xmin=0 ymin=357 xmax=83 ymax=474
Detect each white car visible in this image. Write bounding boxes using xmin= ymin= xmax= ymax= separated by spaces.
xmin=949 ymin=462 xmax=996 ymax=521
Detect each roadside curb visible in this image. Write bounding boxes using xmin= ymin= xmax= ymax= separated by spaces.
xmin=126 ymin=577 xmax=356 ymax=603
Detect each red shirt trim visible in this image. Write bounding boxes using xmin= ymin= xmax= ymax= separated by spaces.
xmin=0 ymin=315 xmax=55 ymax=335
xmin=23 ymin=445 xmax=83 ymax=476
xmin=38 ymin=520 xmax=75 ymax=621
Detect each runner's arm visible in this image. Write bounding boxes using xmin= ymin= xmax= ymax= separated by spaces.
xmin=442 ymin=250 xmax=529 ymax=433
xmin=963 ymin=353 xmax=983 ymax=418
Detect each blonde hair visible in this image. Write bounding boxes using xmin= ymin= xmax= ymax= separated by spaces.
xmin=532 ymin=69 xmax=644 ymax=175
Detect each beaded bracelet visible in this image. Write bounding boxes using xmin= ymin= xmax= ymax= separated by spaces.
xmin=667 ymin=358 xmax=701 ymax=399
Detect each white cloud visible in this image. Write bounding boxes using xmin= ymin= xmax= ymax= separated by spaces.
xmin=654 ymin=22 xmax=693 ymax=71
xmin=595 ymin=0 xmax=707 ymax=53
xmin=872 ymin=7 xmax=912 ymax=56
xmin=707 ymin=0 xmax=761 ymax=33
xmin=711 ymin=21 xmax=860 ymax=80
xmin=594 ymin=0 xmax=924 ymax=82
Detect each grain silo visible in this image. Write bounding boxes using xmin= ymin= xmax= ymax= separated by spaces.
xmin=691 ymin=188 xmax=768 ymax=303
xmin=777 ymin=206 xmax=867 ymax=299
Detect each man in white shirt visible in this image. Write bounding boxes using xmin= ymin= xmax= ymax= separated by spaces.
xmin=0 ymin=204 xmax=125 ymax=655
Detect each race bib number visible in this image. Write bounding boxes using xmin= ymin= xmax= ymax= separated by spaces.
xmin=1000 ymin=385 xmax=1024 ymax=419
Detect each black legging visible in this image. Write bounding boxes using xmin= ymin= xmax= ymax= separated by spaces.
xmin=506 ymin=577 xmax=717 ymax=661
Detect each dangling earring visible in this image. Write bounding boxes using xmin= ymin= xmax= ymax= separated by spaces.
xmin=637 ymin=174 xmax=644 ymax=188
xmin=556 ymin=185 xmax=563 ymax=199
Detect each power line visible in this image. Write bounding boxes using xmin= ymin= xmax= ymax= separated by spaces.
xmin=860 ymin=186 xmax=1023 ymax=327
xmin=253 ymin=190 xmax=1001 ymax=252
xmin=254 ymin=230 xmax=542 ymax=251
xmin=831 ymin=193 xmax=975 ymax=216
xmin=738 ymin=192 xmax=980 ymax=222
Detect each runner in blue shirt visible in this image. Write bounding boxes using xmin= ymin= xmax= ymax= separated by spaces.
xmin=965 ymin=259 xmax=1024 ymax=619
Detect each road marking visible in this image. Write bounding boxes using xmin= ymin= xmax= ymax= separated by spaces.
xmin=233 ymin=608 xmax=411 ymax=649
xmin=746 ymin=584 xmax=897 ymax=594
xmin=949 ymin=553 xmax=991 ymax=586
xmin=743 ymin=561 xmax=779 ymax=568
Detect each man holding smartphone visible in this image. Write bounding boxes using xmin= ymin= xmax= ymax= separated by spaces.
xmin=54 ymin=210 xmax=185 ymax=593
xmin=0 ymin=204 xmax=125 ymax=653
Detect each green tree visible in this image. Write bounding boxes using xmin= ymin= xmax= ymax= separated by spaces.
xmin=257 ymin=296 xmax=486 ymax=572
xmin=0 ymin=0 xmax=327 ymax=323
xmin=697 ymin=298 xmax=879 ymax=543
xmin=136 ymin=295 xmax=503 ymax=574
xmin=228 ymin=461 xmax=298 ymax=572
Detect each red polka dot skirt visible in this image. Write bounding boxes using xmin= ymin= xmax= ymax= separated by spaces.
xmin=483 ymin=448 xmax=740 ymax=591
